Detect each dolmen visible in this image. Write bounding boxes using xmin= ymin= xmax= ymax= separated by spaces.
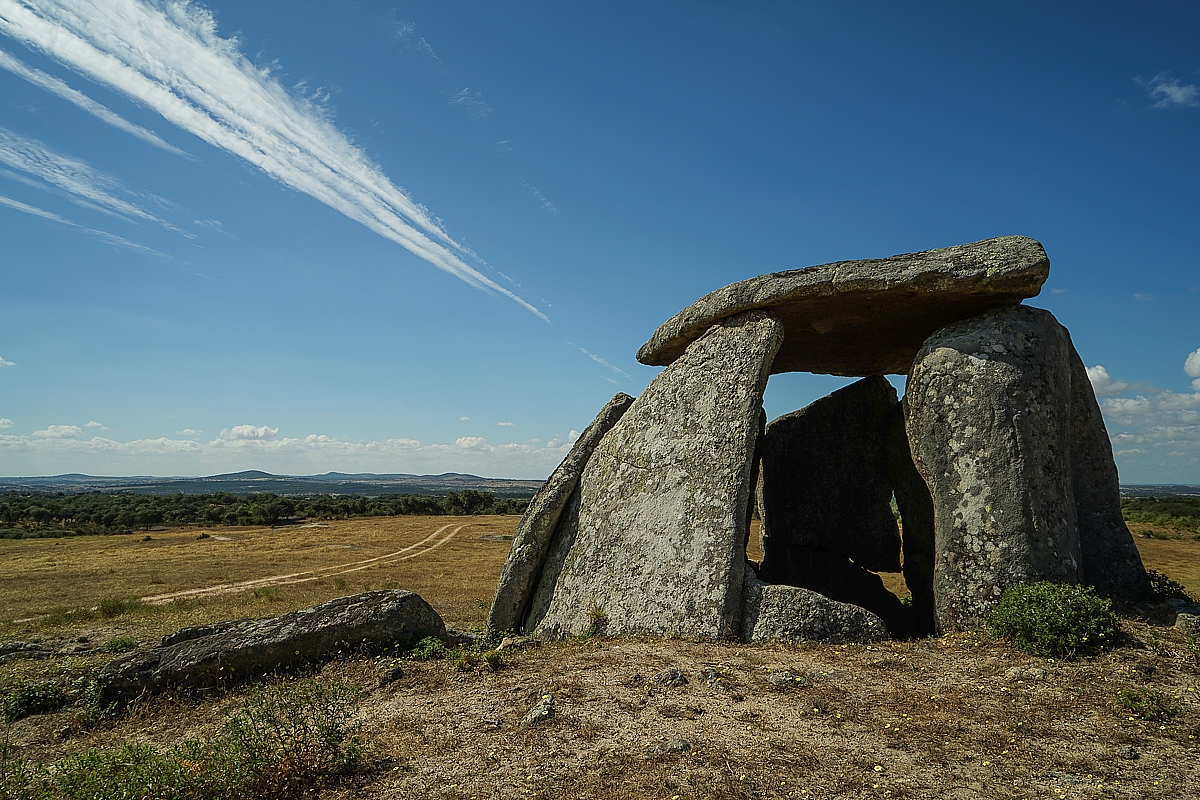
xmin=490 ymin=236 xmax=1149 ymax=643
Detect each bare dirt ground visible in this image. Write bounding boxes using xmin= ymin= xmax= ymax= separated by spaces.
xmin=2 ymin=516 xmax=1199 ymax=799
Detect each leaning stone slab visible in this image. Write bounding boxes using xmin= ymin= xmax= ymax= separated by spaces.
xmin=638 ymin=236 xmax=1048 ymax=376
xmin=1066 ymin=344 xmax=1151 ymax=600
xmin=97 ymin=590 xmax=445 ymax=706
xmin=906 ymin=305 xmax=1082 ymax=632
xmin=742 ymin=569 xmax=888 ymax=644
xmin=488 ymin=392 xmax=635 ymax=632
xmin=529 ymin=310 xmax=784 ymax=640
xmin=757 ymin=376 xmax=902 ymax=577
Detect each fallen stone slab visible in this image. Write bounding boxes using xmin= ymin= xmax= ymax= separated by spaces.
xmin=741 ymin=570 xmax=888 ymax=644
xmin=97 ymin=590 xmax=445 ymax=706
xmin=528 ymin=310 xmax=784 ymax=639
xmin=637 ymin=236 xmax=1048 ymax=376
xmin=906 ymin=305 xmax=1083 ymax=631
xmin=488 ymin=392 xmax=635 ymax=633
xmin=757 ymin=375 xmax=902 ymax=577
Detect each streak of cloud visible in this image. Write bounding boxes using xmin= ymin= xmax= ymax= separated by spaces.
xmin=0 ymin=127 xmax=186 ymax=232
xmin=1139 ymin=73 xmax=1200 ymax=109
xmin=568 ymin=342 xmax=631 ymax=379
xmin=0 ymin=0 xmax=547 ymax=321
xmin=0 ymin=192 xmax=172 ymax=258
xmin=0 ymin=47 xmax=186 ymax=155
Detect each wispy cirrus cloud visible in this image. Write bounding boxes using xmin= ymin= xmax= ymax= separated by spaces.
xmin=0 ymin=47 xmax=185 ymax=155
xmin=1139 ymin=72 xmax=1200 ymax=109
xmin=392 ymin=19 xmax=443 ymax=66
xmin=0 ymin=127 xmax=185 ymax=232
xmin=0 ymin=192 xmax=172 ymax=258
xmin=0 ymin=0 xmax=545 ymax=320
xmin=449 ymin=87 xmax=492 ymax=118
xmin=568 ymin=342 xmax=631 ymax=380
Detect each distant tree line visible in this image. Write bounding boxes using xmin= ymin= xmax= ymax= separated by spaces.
xmin=0 ymin=490 xmax=531 ymax=539
xmin=1120 ymin=495 xmax=1200 ymax=533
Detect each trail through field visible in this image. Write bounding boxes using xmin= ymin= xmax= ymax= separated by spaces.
xmin=139 ymin=524 xmax=464 ymax=604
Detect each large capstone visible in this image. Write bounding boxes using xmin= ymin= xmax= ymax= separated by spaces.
xmin=488 ymin=392 xmax=635 ymax=633
xmin=756 ymin=375 xmax=902 ymax=577
xmin=906 ymin=305 xmax=1083 ymax=631
xmin=637 ymin=236 xmax=1048 ymax=376
xmin=1066 ymin=344 xmax=1150 ymax=600
xmin=527 ymin=310 xmax=784 ymax=639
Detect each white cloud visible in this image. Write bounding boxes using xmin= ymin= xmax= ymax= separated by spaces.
xmin=1132 ymin=293 xmax=1154 ymax=302
xmin=1141 ymin=73 xmax=1200 ymax=109
xmin=0 ymin=127 xmax=186 ymax=232
xmin=458 ymin=416 xmax=470 ymax=421
xmin=0 ymin=47 xmax=184 ymax=155
xmin=0 ymin=0 xmax=545 ymax=320
xmin=1086 ymin=365 xmax=1130 ymax=397
xmin=177 ymin=428 xmax=201 ymax=436
xmin=0 ymin=193 xmax=171 ymax=258
xmin=1185 ymin=346 xmax=1200 ymax=391
xmin=568 ymin=342 xmax=632 ymax=380
xmin=497 ymin=421 xmax=514 ymax=427
xmin=455 ymin=436 xmax=487 ymax=449
xmin=392 ymin=19 xmax=443 ymax=65
xmin=520 ymin=178 xmax=559 ymax=215
xmin=84 ymin=420 xmax=106 ymax=429
xmin=0 ymin=354 xmax=13 ymax=367
xmin=0 ymin=418 xmax=11 ymax=428
xmin=449 ymin=88 xmax=492 ymax=118
xmin=32 ymin=424 xmax=83 ymax=439
xmin=218 ymin=424 xmax=279 ymax=441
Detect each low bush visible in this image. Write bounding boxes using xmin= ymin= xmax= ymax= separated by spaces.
xmin=987 ymin=581 xmax=1121 ymax=658
xmin=1115 ymin=687 xmax=1172 ymax=721
xmin=1147 ymin=569 xmax=1196 ymax=603
xmin=2 ymin=680 xmax=71 ymax=723
xmin=407 ymin=636 xmax=447 ymax=661
xmin=102 ymin=637 xmax=137 ymax=654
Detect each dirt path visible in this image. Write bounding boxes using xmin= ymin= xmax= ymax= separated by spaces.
xmin=139 ymin=524 xmax=464 ymax=604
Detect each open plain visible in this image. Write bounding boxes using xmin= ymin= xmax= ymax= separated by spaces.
xmin=2 ymin=516 xmax=1199 ymax=799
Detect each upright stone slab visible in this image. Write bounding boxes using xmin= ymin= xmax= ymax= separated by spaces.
xmin=1066 ymin=344 xmax=1150 ymax=600
xmin=529 ymin=311 xmax=784 ymax=640
xmin=757 ymin=376 xmax=902 ymax=578
xmin=488 ymin=392 xmax=635 ymax=632
xmin=906 ymin=305 xmax=1082 ymax=631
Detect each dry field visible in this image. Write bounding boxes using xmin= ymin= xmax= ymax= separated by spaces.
xmin=2 ymin=516 xmax=1199 ymax=799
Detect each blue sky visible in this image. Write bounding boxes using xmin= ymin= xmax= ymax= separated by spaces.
xmin=0 ymin=1 xmax=1197 ymax=483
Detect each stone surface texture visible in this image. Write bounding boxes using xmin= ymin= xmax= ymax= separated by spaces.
xmin=906 ymin=305 xmax=1083 ymax=631
xmin=529 ymin=311 xmax=784 ymax=640
xmin=638 ymin=236 xmax=1048 ymax=376
xmin=741 ymin=568 xmax=889 ymax=643
xmin=757 ymin=375 xmax=902 ymax=577
xmin=488 ymin=392 xmax=635 ymax=632
xmin=1065 ymin=345 xmax=1151 ymax=600
xmin=98 ymin=590 xmax=445 ymax=705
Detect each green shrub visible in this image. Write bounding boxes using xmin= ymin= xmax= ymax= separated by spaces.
xmin=987 ymin=581 xmax=1121 ymax=658
xmin=407 ymin=636 xmax=447 ymax=661
xmin=1147 ymin=569 xmax=1196 ymax=603
xmin=3 ymin=680 xmax=71 ymax=723
xmin=102 ymin=637 xmax=137 ymax=654
xmin=1115 ymin=687 xmax=1171 ymax=721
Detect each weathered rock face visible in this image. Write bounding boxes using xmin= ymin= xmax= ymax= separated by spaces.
xmin=906 ymin=305 xmax=1082 ymax=631
xmin=757 ymin=376 xmax=902 ymax=578
xmin=638 ymin=236 xmax=1048 ymax=376
xmin=1066 ymin=345 xmax=1151 ymax=600
xmin=528 ymin=311 xmax=784 ymax=640
xmin=488 ymin=392 xmax=635 ymax=633
xmin=742 ymin=567 xmax=888 ymax=644
xmin=98 ymin=590 xmax=445 ymax=706
xmin=885 ymin=403 xmax=937 ymax=637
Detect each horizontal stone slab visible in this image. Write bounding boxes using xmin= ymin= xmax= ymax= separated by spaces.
xmin=637 ymin=236 xmax=1048 ymax=376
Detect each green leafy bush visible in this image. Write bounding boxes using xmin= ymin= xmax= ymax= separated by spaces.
xmin=1115 ymin=687 xmax=1172 ymax=721
xmin=987 ymin=581 xmax=1121 ymax=657
xmin=1147 ymin=569 xmax=1196 ymax=603
xmin=2 ymin=680 xmax=71 ymax=723
xmin=102 ymin=637 xmax=137 ymax=654
xmin=407 ymin=636 xmax=447 ymax=661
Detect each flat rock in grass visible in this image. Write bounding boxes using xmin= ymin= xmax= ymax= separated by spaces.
xmin=97 ymin=590 xmax=445 ymax=706
xmin=637 ymin=236 xmax=1048 ymax=376
xmin=757 ymin=375 xmax=902 ymax=577
xmin=488 ymin=392 xmax=634 ymax=633
xmin=1066 ymin=344 xmax=1151 ymax=601
xmin=528 ymin=311 xmax=784 ymax=640
xmin=741 ymin=569 xmax=889 ymax=644
xmin=906 ymin=305 xmax=1082 ymax=631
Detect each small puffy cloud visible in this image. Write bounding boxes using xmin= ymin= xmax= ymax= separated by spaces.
xmin=219 ymin=424 xmax=279 ymax=441
xmin=32 ymin=424 xmax=83 ymax=439
xmin=0 ymin=355 xmax=14 ymax=367
xmin=1185 ymin=347 xmax=1200 ymax=391
xmin=0 ymin=417 xmax=12 ymax=429
xmin=455 ymin=436 xmax=487 ymax=449
xmin=1133 ymin=293 xmax=1154 ymax=302
xmin=1086 ymin=365 xmax=1130 ymax=397
xmin=85 ymin=420 xmax=107 ymax=430
xmin=497 ymin=421 xmax=515 ymax=427
xmin=177 ymin=428 xmax=202 ymax=437
xmin=1141 ymin=73 xmax=1200 ymax=109
xmin=459 ymin=416 xmax=470 ymax=421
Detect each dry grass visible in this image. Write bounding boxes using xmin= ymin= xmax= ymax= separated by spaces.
xmin=3 ymin=517 xmax=1199 ymax=799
